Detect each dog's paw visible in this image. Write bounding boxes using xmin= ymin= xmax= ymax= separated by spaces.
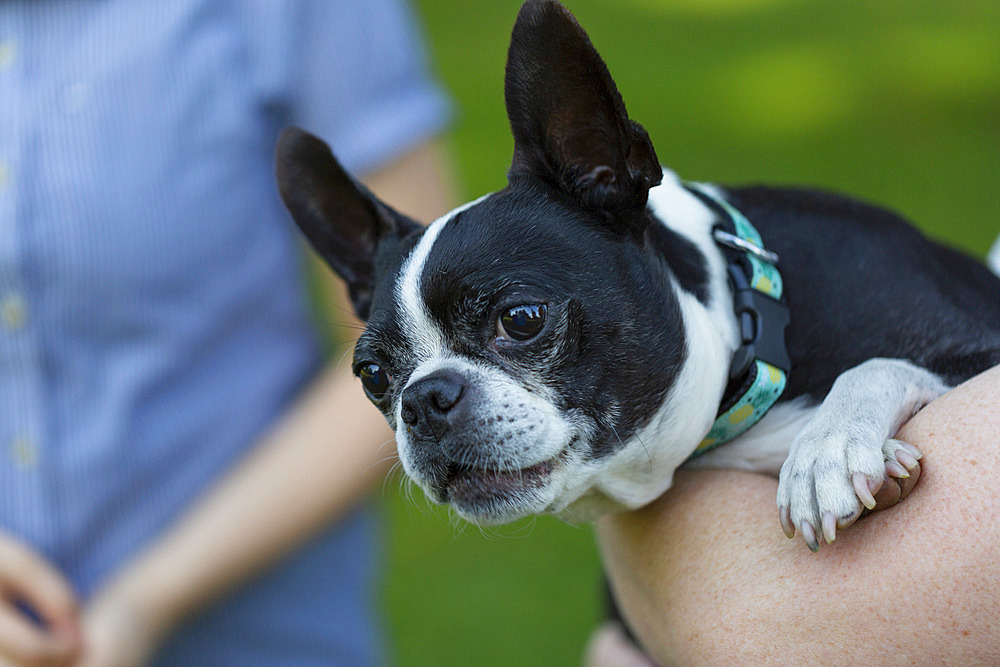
xmin=776 ymin=432 xmax=923 ymax=552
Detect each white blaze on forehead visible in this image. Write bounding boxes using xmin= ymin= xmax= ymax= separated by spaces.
xmin=396 ymin=216 xmax=447 ymax=360
xmin=395 ymin=194 xmax=492 ymax=362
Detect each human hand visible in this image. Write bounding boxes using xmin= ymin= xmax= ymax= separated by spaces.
xmin=0 ymin=532 xmax=81 ymax=666
xmin=73 ymin=579 xmax=173 ymax=667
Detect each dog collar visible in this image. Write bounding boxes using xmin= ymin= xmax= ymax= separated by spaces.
xmin=684 ymin=183 xmax=791 ymax=458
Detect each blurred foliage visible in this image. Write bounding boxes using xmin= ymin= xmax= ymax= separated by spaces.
xmin=381 ymin=1 xmax=1000 ymax=665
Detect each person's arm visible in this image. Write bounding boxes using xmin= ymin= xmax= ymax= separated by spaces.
xmin=596 ymin=365 xmax=1000 ymax=665
xmin=76 ymin=139 xmax=457 ymax=666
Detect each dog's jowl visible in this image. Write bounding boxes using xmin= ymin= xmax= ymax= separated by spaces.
xmin=277 ymin=0 xmax=1000 ymax=551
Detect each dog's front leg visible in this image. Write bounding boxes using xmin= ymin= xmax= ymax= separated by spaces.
xmin=776 ymin=358 xmax=949 ymax=550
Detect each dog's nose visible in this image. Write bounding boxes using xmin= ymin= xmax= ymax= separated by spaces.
xmin=400 ymin=370 xmax=466 ymax=434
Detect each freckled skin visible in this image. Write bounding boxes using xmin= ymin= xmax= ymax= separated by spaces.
xmin=597 ymin=367 xmax=1000 ymax=664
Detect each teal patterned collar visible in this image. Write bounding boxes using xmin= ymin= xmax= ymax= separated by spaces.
xmin=683 ymin=183 xmax=791 ymax=458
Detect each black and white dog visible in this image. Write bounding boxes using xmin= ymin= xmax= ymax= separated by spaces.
xmin=276 ymin=0 xmax=1000 ymax=551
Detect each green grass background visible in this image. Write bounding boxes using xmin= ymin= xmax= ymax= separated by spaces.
xmin=378 ymin=1 xmax=1000 ymax=665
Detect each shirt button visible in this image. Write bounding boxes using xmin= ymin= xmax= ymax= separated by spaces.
xmin=10 ymin=437 xmax=38 ymax=469
xmin=0 ymin=41 xmax=15 ymax=70
xmin=1 ymin=292 xmax=27 ymax=330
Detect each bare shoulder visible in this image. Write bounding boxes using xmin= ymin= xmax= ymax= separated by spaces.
xmin=597 ymin=366 xmax=1000 ymax=664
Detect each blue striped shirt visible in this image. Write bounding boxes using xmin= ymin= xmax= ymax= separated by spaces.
xmin=0 ymin=1 xmax=449 ymax=664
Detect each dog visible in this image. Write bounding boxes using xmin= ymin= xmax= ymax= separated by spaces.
xmin=276 ymin=0 xmax=1000 ymax=552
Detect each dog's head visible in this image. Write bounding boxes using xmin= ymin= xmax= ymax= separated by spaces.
xmin=277 ymin=0 xmax=720 ymax=523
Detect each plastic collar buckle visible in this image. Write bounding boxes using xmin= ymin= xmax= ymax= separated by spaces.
xmin=726 ymin=260 xmax=792 ymax=380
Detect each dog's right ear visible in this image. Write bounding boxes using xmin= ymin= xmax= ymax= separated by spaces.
xmin=276 ymin=127 xmax=420 ymax=320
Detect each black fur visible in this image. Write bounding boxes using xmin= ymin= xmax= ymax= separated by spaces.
xmin=644 ymin=214 xmax=711 ymax=304
xmin=724 ymin=186 xmax=1000 ymax=402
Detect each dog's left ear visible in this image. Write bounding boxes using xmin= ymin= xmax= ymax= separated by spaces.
xmin=505 ymin=0 xmax=661 ymax=225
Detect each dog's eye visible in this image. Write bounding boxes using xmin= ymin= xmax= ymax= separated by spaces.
xmin=497 ymin=304 xmax=547 ymax=342
xmin=358 ymin=363 xmax=392 ymax=401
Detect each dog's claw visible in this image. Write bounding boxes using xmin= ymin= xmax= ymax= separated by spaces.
xmin=853 ymin=472 xmax=878 ymax=509
xmin=884 ymin=459 xmax=909 ymax=479
xmin=821 ymin=512 xmax=837 ymax=544
xmin=779 ymin=505 xmax=794 ymax=538
xmin=800 ymin=521 xmax=819 ymax=552
xmin=895 ymin=449 xmax=919 ymax=471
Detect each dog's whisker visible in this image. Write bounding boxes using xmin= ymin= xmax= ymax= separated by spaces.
xmin=447 ymin=508 xmax=470 ymax=539
xmin=364 ymin=452 xmax=399 ymax=478
xmin=381 ymin=460 xmax=404 ymax=495
xmin=373 ymin=436 xmax=397 ymax=458
xmin=497 ymin=515 xmax=537 ymax=540
xmin=399 ymin=475 xmax=426 ymax=516
xmin=633 ymin=432 xmax=653 ymax=474
xmin=335 ymin=344 xmax=356 ymax=371
xmin=313 ymin=317 xmax=366 ymax=333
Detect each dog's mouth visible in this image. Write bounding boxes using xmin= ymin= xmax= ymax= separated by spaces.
xmin=443 ymin=458 xmax=556 ymax=505
xmin=425 ymin=446 xmax=572 ymax=523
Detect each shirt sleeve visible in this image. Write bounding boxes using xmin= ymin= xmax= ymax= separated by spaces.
xmin=272 ymin=0 xmax=452 ymax=176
